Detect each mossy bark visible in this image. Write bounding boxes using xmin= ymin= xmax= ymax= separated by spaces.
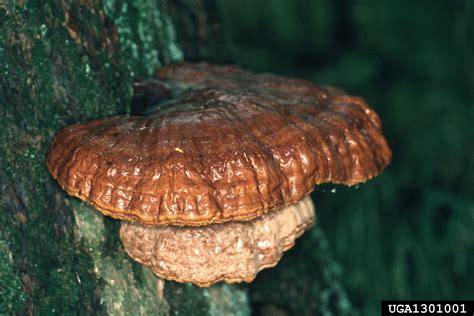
xmin=0 ymin=1 xmax=353 ymax=315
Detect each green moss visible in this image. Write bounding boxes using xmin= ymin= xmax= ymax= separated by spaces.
xmin=208 ymin=284 xmax=250 ymax=316
xmin=0 ymin=240 xmax=26 ymax=314
xmin=103 ymin=0 xmax=183 ymax=76
xmin=165 ymin=283 xmax=210 ymax=315
xmin=164 ymin=282 xmax=249 ymax=316
xmin=73 ymin=202 xmax=169 ymax=315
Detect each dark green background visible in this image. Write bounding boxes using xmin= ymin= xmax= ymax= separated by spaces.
xmin=216 ymin=0 xmax=474 ymax=314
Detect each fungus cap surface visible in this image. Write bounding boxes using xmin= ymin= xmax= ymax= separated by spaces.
xmin=47 ymin=63 xmax=391 ymax=226
xmin=120 ymin=196 xmax=315 ymax=287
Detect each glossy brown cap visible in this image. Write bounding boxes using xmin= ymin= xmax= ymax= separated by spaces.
xmin=47 ymin=63 xmax=391 ymax=226
xmin=120 ymin=196 xmax=315 ymax=287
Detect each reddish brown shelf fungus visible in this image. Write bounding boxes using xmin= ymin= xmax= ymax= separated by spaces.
xmin=47 ymin=62 xmax=391 ymax=287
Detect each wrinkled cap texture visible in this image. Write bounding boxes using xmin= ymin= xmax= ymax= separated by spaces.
xmin=120 ymin=196 xmax=315 ymax=287
xmin=47 ymin=62 xmax=391 ymax=226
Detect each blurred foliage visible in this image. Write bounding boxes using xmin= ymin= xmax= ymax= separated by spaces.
xmin=217 ymin=0 xmax=474 ymax=314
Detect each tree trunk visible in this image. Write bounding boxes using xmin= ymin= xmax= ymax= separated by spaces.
xmin=0 ymin=1 xmax=353 ymax=314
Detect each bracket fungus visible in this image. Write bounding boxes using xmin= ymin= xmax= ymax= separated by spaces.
xmin=47 ymin=63 xmax=391 ymax=287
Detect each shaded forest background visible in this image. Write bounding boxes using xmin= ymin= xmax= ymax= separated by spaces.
xmin=216 ymin=0 xmax=474 ymax=314
xmin=0 ymin=0 xmax=473 ymax=315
